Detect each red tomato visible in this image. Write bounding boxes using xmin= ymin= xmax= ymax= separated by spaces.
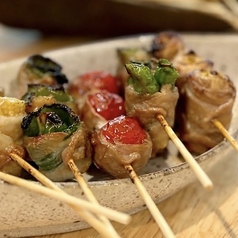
xmin=69 ymin=71 xmax=119 ymax=96
xmin=89 ymin=90 xmax=125 ymax=120
xmin=101 ymin=115 xmax=147 ymax=144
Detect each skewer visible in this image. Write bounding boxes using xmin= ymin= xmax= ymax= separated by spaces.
xmin=68 ymin=159 xmax=121 ymax=238
xmin=9 ymin=153 xmax=130 ymax=237
xmin=211 ymin=118 xmax=238 ymax=152
xmin=157 ymin=115 xmax=213 ymax=190
xmin=0 ymin=170 xmax=130 ymax=224
xmin=124 ymin=164 xmax=176 ymax=238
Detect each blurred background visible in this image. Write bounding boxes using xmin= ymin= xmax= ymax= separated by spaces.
xmin=1 ymin=0 xmax=238 ymax=62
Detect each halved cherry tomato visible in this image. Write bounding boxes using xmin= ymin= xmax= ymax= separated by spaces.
xmin=101 ymin=115 xmax=147 ymax=144
xmin=89 ymin=90 xmax=125 ymax=120
xmin=69 ymin=71 xmax=119 ymax=96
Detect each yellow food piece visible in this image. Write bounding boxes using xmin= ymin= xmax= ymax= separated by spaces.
xmin=0 ymin=97 xmax=26 ymax=116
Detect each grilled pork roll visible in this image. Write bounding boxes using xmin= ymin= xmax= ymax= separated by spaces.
xmin=178 ymin=69 xmax=236 ymax=154
xmin=151 ymin=31 xmax=185 ymax=61
xmin=15 ymin=54 xmax=68 ymax=98
xmin=0 ymin=133 xmax=25 ymax=176
xmin=173 ymin=50 xmax=214 ymax=92
xmin=125 ymin=59 xmax=179 ymax=156
xmin=22 ymin=103 xmax=92 ymax=181
xmin=91 ymin=115 xmax=152 ymax=178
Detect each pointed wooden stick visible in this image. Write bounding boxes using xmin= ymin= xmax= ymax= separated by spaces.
xmin=211 ymin=118 xmax=238 ymax=152
xmin=9 ymin=153 xmax=131 ymax=225
xmin=157 ymin=115 xmax=213 ymax=190
xmin=68 ymin=159 xmax=121 ymax=238
xmin=124 ymin=164 xmax=176 ymax=238
xmin=9 ymin=154 xmax=117 ymax=238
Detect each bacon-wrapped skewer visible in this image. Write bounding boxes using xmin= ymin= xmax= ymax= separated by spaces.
xmin=125 ymin=59 xmax=179 ymax=156
xmin=0 ymin=97 xmax=26 ymax=176
xmin=15 ymin=54 xmax=68 ymax=99
xmin=91 ymin=115 xmax=176 ymax=237
xmin=92 ymin=115 xmax=152 ymax=178
xmin=177 ymin=69 xmax=236 ymax=154
xmin=21 ymin=103 xmax=92 ymax=181
xmin=151 ymin=31 xmax=185 ymax=61
xmin=172 ymin=50 xmax=214 ymax=92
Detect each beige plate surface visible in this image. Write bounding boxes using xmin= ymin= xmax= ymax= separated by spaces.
xmin=0 ymin=33 xmax=238 ymax=237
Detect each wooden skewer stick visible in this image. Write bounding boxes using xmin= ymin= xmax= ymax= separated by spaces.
xmin=9 ymin=154 xmax=117 ymax=238
xmin=9 ymin=153 xmax=131 ymax=225
xmin=68 ymin=159 xmax=121 ymax=238
xmin=157 ymin=115 xmax=213 ymax=190
xmin=212 ymin=118 xmax=238 ymax=152
xmin=124 ymin=164 xmax=176 ymax=238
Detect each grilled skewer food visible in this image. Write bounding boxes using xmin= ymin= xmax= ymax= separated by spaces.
xmin=91 ymin=115 xmax=152 ymax=178
xmin=22 ymin=103 xmax=92 ymax=181
xmin=125 ymin=59 xmax=179 ymax=156
xmin=177 ymin=69 xmax=236 ymax=154
xmin=15 ymin=54 xmax=68 ymax=98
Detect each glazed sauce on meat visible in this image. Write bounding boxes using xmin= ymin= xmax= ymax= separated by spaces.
xmin=101 ymin=116 xmax=147 ymax=144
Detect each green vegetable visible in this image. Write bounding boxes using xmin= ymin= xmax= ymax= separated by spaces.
xmin=125 ymin=59 xmax=179 ymax=94
xmin=22 ymin=104 xmax=81 ymax=171
xmin=22 ymin=103 xmax=79 ymax=137
xmin=22 ymin=84 xmax=74 ymax=103
xmin=154 ymin=59 xmax=179 ymax=87
xmin=125 ymin=62 xmax=159 ymax=94
xmin=25 ymin=54 xmax=68 ymax=84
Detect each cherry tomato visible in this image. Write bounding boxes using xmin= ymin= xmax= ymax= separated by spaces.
xmin=101 ymin=115 xmax=147 ymax=144
xmin=89 ymin=90 xmax=125 ymax=120
xmin=69 ymin=71 xmax=119 ymax=96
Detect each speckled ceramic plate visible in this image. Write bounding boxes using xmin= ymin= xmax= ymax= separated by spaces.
xmin=0 ymin=34 xmax=238 ymax=237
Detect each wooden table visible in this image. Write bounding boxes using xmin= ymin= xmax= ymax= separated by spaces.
xmin=0 ymin=24 xmax=238 ymax=238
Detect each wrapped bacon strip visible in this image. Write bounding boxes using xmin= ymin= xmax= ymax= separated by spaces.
xmin=0 ymin=133 xmax=25 ymax=176
xmin=178 ymin=69 xmax=236 ymax=154
xmin=125 ymin=60 xmax=179 ymax=156
xmin=91 ymin=115 xmax=152 ymax=178
xmin=173 ymin=50 xmax=214 ymax=92
xmin=0 ymin=97 xmax=27 ymax=176
xmin=15 ymin=54 xmax=68 ymax=98
xmin=22 ymin=103 xmax=92 ymax=181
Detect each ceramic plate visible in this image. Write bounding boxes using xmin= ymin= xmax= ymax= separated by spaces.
xmin=0 ymin=33 xmax=238 ymax=237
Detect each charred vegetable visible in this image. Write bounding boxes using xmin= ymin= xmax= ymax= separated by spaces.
xmin=22 ymin=103 xmax=92 ymax=181
xmin=92 ymin=115 xmax=152 ymax=178
xmin=125 ymin=59 xmax=179 ymax=156
xmin=15 ymin=54 xmax=68 ymax=98
xmin=22 ymin=84 xmax=77 ymax=113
